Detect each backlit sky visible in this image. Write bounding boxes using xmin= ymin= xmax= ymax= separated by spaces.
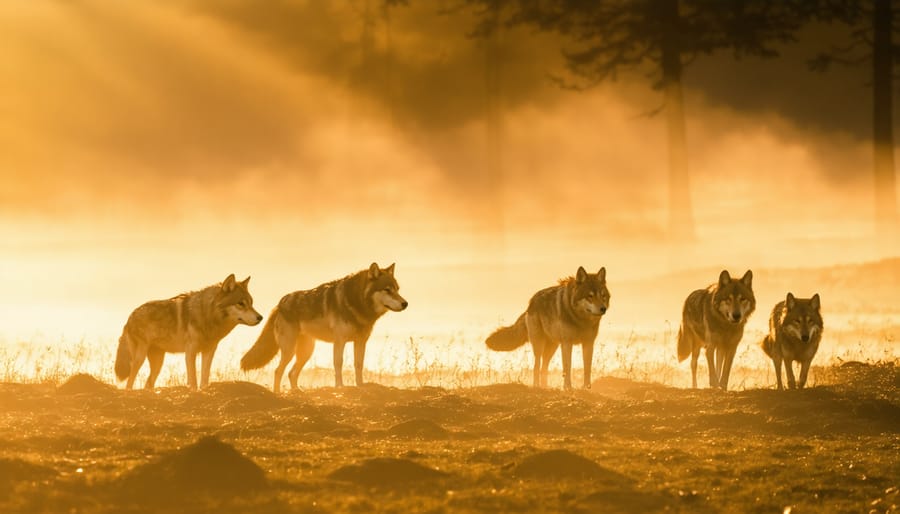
xmin=1 ymin=1 xmax=897 ymax=343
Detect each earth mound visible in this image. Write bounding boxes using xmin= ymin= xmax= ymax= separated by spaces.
xmin=513 ymin=449 xmax=628 ymax=482
xmin=117 ymin=436 xmax=267 ymax=501
xmin=387 ymin=419 xmax=449 ymax=439
xmin=57 ymin=374 xmax=116 ymax=395
xmin=329 ymin=457 xmax=448 ymax=486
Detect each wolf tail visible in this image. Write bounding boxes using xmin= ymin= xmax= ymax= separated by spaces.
xmin=676 ymin=326 xmax=691 ymax=362
xmin=240 ymin=308 xmax=279 ymax=370
xmin=115 ymin=333 xmax=131 ymax=381
xmin=759 ymin=335 xmax=775 ymax=359
xmin=486 ymin=313 xmax=528 ymax=351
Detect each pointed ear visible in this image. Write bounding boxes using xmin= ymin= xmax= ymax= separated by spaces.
xmin=785 ymin=292 xmax=796 ymax=309
xmin=368 ymin=262 xmax=381 ymax=279
xmin=810 ymin=293 xmax=820 ymax=311
xmin=385 ymin=263 xmax=396 ymax=276
xmin=576 ymin=266 xmax=588 ymax=283
xmin=597 ymin=267 xmax=606 ymax=282
xmin=718 ymin=270 xmax=732 ymax=287
xmin=740 ymin=270 xmax=753 ymax=287
xmin=241 ymin=276 xmax=251 ymax=288
xmin=222 ymin=274 xmax=236 ymax=292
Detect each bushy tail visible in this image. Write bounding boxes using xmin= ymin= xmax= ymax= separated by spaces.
xmin=240 ymin=308 xmax=279 ymax=370
xmin=486 ymin=313 xmax=528 ymax=351
xmin=676 ymin=326 xmax=691 ymax=362
xmin=760 ymin=335 xmax=775 ymax=359
xmin=115 ymin=333 xmax=131 ymax=381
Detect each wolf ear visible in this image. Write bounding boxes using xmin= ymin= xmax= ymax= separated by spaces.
xmin=740 ymin=270 xmax=753 ymax=287
xmin=368 ymin=262 xmax=381 ymax=279
xmin=597 ymin=267 xmax=606 ymax=281
xmin=241 ymin=276 xmax=251 ymax=288
xmin=785 ymin=292 xmax=796 ymax=309
xmin=576 ymin=266 xmax=588 ymax=283
xmin=718 ymin=270 xmax=732 ymax=287
xmin=222 ymin=274 xmax=236 ymax=292
xmin=385 ymin=263 xmax=396 ymax=276
xmin=810 ymin=293 xmax=821 ymax=311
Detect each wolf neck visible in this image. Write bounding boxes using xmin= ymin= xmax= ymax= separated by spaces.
xmin=340 ymin=272 xmax=382 ymax=325
xmin=187 ymin=284 xmax=237 ymax=345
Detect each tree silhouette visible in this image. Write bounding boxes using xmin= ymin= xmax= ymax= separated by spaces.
xmin=468 ymin=0 xmax=807 ymax=241
xmin=811 ymin=0 xmax=899 ymax=243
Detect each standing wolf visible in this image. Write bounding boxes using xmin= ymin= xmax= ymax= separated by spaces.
xmin=677 ymin=270 xmax=755 ymax=390
xmin=115 ymin=274 xmax=263 ymax=390
xmin=485 ymin=266 xmax=610 ymax=390
xmin=240 ymin=263 xmax=408 ymax=392
xmin=760 ymin=293 xmax=823 ymax=390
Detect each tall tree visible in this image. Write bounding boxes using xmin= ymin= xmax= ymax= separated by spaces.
xmin=812 ymin=0 xmax=898 ymax=243
xmin=468 ymin=0 xmax=807 ymax=241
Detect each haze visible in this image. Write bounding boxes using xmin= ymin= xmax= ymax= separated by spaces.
xmin=1 ymin=1 xmax=896 ymax=353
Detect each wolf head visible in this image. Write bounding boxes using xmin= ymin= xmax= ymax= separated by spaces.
xmin=781 ymin=292 xmax=823 ymax=343
xmin=573 ymin=266 xmax=610 ymax=318
xmin=218 ymin=274 xmax=263 ymax=326
xmin=366 ymin=262 xmax=408 ymax=314
xmin=713 ymin=270 xmax=755 ymax=324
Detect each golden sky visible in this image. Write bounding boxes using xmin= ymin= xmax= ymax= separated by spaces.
xmin=1 ymin=1 xmax=896 ymax=341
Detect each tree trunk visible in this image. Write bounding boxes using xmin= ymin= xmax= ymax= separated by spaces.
xmin=872 ymin=0 xmax=898 ymax=242
xmin=484 ymin=3 xmax=505 ymax=255
xmin=660 ymin=0 xmax=696 ymax=242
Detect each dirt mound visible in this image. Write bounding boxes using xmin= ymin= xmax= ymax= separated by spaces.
xmin=514 ymin=450 xmax=629 ymax=482
xmin=387 ymin=419 xmax=449 ymax=439
xmin=329 ymin=458 xmax=449 ymax=486
xmin=204 ymin=381 xmax=288 ymax=413
xmin=57 ymin=374 xmax=116 ymax=395
xmin=117 ymin=436 xmax=267 ymax=501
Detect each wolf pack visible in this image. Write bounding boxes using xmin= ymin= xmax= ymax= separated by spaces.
xmin=115 ymin=263 xmax=823 ymax=393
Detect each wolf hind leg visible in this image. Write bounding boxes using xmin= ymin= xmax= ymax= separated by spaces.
xmin=772 ymin=355 xmax=784 ymax=390
xmin=144 ymin=346 xmax=165 ymax=389
xmin=690 ymin=341 xmax=701 ymax=389
xmin=540 ymin=341 xmax=558 ymax=388
xmin=288 ymin=335 xmax=314 ymax=391
xmin=126 ymin=344 xmax=148 ymax=391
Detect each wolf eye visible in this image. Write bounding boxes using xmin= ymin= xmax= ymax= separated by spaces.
xmin=383 ymin=287 xmax=392 ymax=293
xmin=587 ymin=291 xmax=595 ymax=298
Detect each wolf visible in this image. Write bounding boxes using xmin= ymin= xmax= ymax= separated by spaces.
xmin=760 ymin=293 xmax=823 ymax=390
xmin=677 ymin=270 xmax=755 ymax=390
xmin=115 ymin=274 xmax=263 ymax=390
xmin=240 ymin=263 xmax=408 ymax=392
xmin=485 ymin=266 xmax=610 ymax=390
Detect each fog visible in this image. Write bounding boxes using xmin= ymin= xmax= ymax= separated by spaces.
xmin=1 ymin=1 xmax=897 ymax=346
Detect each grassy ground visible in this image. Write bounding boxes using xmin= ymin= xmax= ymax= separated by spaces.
xmin=0 ymin=362 xmax=897 ymax=513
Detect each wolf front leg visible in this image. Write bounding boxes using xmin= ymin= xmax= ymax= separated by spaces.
xmin=772 ymin=355 xmax=784 ymax=390
xmin=798 ymin=359 xmax=812 ymax=389
xmin=333 ymin=341 xmax=346 ymax=387
xmin=199 ymin=345 xmax=218 ymax=389
xmin=560 ymin=342 xmax=573 ymax=391
xmin=353 ymin=340 xmax=367 ymax=386
xmin=718 ymin=345 xmax=737 ymax=391
xmin=185 ymin=349 xmax=199 ymax=390
xmin=582 ymin=341 xmax=594 ymax=389
xmin=784 ymin=360 xmax=798 ymax=389
xmin=705 ymin=347 xmax=719 ymax=389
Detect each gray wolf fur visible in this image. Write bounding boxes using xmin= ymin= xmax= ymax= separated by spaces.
xmin=486 ymin=266 xmax=610 ymax=390
xmin=115 ymin=274 xmax=263 ymax=390
xmin=761 ymin=293 xmax=823 ymax=390
xmin=240 ymin=263 xmax=408 ymax=392
xmin=677 ymin=270 xmax=755 ymax=390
